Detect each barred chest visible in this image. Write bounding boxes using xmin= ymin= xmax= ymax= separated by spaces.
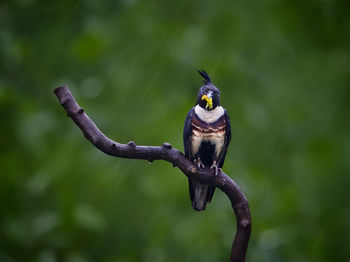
xmin=190 ymin=105 xmax=227 ymax=158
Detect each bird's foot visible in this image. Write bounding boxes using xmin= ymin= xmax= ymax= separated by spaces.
xmin=210 ymin=161 xmax=219 ymax=176
xmin=194 ymin=158 xmax=205 ymax=169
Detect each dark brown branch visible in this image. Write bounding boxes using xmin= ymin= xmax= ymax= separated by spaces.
xmin=53 ymin=86 xmax=251 ymax=262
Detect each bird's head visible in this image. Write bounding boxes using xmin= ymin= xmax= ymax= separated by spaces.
xmin=196 ymin=70 xmax=221 ymax=111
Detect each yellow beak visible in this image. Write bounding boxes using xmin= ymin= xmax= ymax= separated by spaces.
xmin=201 ymin=95 xmax=213 ymax=110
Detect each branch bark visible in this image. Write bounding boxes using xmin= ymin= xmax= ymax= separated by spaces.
xmin=53 ymin=86 xmax=251 ymax=262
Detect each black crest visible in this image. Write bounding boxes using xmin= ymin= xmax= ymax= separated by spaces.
xmin=197 ymin=69 xmax=212 ymax=85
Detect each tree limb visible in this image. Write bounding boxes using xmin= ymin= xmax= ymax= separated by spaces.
xmin=53 ymin=86 xmax=251 ymax=262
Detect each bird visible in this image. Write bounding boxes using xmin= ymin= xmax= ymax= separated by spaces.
xmin=183 ymin=70 xmax=231 ymax=211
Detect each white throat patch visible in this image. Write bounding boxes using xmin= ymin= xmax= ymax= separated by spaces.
xmin=194 ymin=105 xmax=225 ymax=123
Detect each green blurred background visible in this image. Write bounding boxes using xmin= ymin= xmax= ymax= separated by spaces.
xmin=1 ymin=0 xmax=350 ymax=261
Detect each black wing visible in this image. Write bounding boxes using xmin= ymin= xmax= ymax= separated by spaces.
xmin=217 ymin=109 xmax=231 ymax=168
xmin=183 ymin=107 xmax=194 ymax=160
xmin=183 ymin=107 xmax=197 ymax=203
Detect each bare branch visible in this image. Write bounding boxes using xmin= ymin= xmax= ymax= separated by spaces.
xmin=53 ymin=86 xmax=251 ymax=262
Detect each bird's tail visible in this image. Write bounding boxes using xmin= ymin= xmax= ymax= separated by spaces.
xmin=188 ymin=178 xmax=215 ymax=211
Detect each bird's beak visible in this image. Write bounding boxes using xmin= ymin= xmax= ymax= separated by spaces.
xmin=201 ymin=94 xmax=213 ymax=110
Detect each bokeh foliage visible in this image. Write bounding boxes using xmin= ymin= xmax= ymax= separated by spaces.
xmin=1 ymin=0 xmax=350 ymax=261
